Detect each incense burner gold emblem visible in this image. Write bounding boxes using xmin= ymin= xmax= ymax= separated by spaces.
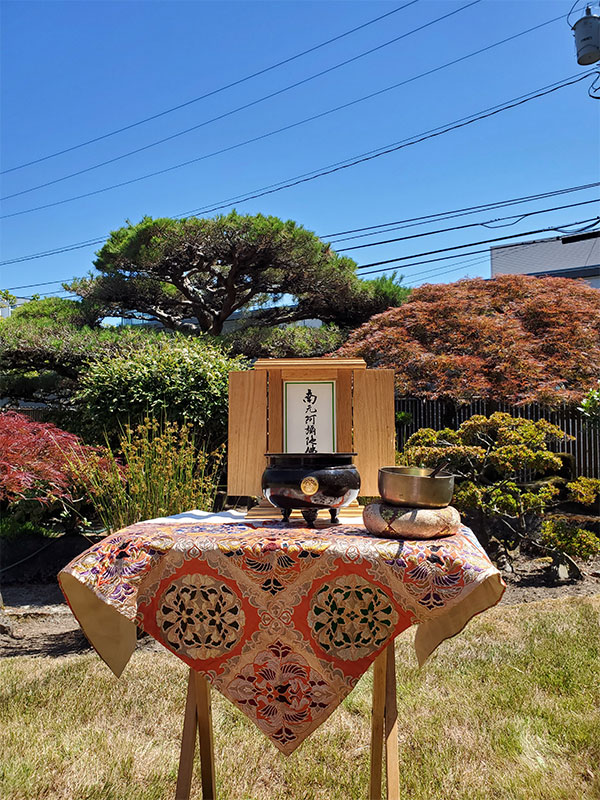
xmin=300 ymin=476 xmax=319 ymax=495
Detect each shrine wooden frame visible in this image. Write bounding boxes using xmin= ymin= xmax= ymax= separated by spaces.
xmin=227 ymin=358 xmax=395 ymax=499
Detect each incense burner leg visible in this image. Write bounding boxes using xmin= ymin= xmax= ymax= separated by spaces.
xmin=301 ymin=508 xmax=318 ymax=527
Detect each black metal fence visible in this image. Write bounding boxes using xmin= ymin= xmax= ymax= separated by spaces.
xmin=395 ymin=397 xmax=599 ymax=478
xmin=10 ymin=401 xmax=600 ymax=478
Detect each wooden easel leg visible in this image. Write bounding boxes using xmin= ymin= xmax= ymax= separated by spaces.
xmin=369 ymin=648 xmax=387 ymax=800
xmin=369 ymin=641 xmax=399 ymax=800
xmin=175 ymin=668 xmax=217 ymax=800
xmin=194 ymin=672 xmax=217 ymax=800
xmin=176 ymin=670 xmax=199 ymax=800
xmin=384 ymin=643 xmax=400 ymax=800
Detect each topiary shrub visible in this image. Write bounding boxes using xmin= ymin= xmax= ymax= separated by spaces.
xmin=400 ymin=412 xmax=573 ymax=556
xmin=74 ymin=333 xmax=248 ymax=444
xmin=566 ymin=477 xmax=600 ymax=507
xmin=224 ymin=323 xmax=346 ymax=359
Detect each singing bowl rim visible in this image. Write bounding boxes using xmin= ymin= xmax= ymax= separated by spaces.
xmin=378 ymin=465 xmax=454 ymax=480
xmin=378 ymin=466 xmax=454 ymax=508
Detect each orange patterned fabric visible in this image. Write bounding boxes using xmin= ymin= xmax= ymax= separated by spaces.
xmin=59 ymin=519 xmax=504 ymax=754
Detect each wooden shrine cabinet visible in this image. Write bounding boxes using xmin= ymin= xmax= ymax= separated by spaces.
xmin=227 ymin=358 xmax=395 ymax=499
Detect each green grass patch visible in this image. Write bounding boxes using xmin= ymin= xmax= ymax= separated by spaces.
xmin=1 ymin=595 xmax=599 ymax=799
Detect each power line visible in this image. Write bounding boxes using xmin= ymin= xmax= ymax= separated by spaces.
xmin=2 ymin=70 xmax=593 ymax=222
xmin=0 ymin=2 xmax=419 ymax=175
xmin=0 ymin=238 xmax=109 ymax=267
xmin=176 ymin=72 xmax=599 ymax=220
xmin=2 ymin=181 xmax=599 ymax=272
xmin=404 ymin=260 xmax=489 ymax=285
xmin=334 ymin=198 xmax=599 ymax=252
xmin=5 ymin=3 xmax=563 ymax=203
xmin=359 ymin=247 xmax=494 ymax=276
xmin=324 ymin=181 xmax=600 ymax=240
xmin=355 ymin=216 xmax=600 ymax=272
xmin=2 ymin=0 xmax=481 ymax=205
xmin=374 ymin=252 xmax=490 ymax=276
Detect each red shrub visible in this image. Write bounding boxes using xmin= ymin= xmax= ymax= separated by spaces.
xmin=335 ymin=275 xmax=600 ymax=404
xmin=0 ymin=412 xmax=91 ymax=506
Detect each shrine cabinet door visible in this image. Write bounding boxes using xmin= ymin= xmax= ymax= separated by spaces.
xmin=227 ymin=370 xmax=267 ymax=497
xmin=353 ymin=370 xmax=396 ymax=497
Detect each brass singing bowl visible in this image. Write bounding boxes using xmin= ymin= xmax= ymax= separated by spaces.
xmin=378 ymin=466 xmax=454 ymax=509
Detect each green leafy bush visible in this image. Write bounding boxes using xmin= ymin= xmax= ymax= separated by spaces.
xmin=541 ymin=517 xmax=600 ymax=560
xmin=225 ymin=323 xmax=346 ymax=359
xmin=70 ymin=418 xmax=224 ymax=532
xmin=75 ymin=334 xmax=248 ymax=443
xmin=578 ymin=380 xmax=600 ymax=427
xmin=567 ymin=477 xmax=600 ymax=507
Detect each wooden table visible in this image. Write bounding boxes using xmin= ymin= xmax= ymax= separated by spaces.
xmin=59 ymin=515 xmax=504 ymax=800
xmin=175 ymin=641 xmax=399 ymax=800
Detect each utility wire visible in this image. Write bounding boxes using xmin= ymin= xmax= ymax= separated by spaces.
xmin=354 ymin=216 xmax=600 ymax=272
xmin=404 ymin=260 xmax=489 ymax=285
xmin=334 ymin=198 xmax=600 ymax=252
xmin=3 ymin=181 xmax=599 ymax=272
xmin=359 ymin=246 xmax=494 ymax=276
xmin=6 ymin=3 xmax=564 ymax=203
xmin=2 ymin=70 xmax=593 ymax=222
xmin=0 ymin=2 xmax=419 ymax=175
xmin=324 ymin=182 xmax=600 ymax=239
xmin=173 ymin=72 xmax=599 ymax=220
xmin=2 ymin=0 xmax=478 ymax=201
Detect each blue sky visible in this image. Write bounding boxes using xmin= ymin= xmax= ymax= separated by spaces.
xmin=1 ymin=0 xmax=598 ymax=301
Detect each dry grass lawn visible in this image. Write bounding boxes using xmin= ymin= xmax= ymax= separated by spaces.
xmin=1 ymin=595 xmax=599 ymax=800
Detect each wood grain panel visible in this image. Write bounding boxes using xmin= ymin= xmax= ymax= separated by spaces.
xmin=336 ymin=369 xmax=353 ymax=452
xmin=280 ymin=369 xmax=342 ymax=381
xmin=227 ymin=370 xmax=267 ymax=497
xmin=267 ymin=369 xmax=283 ymax=453
xmin=353 ymin=370 xmax=395 ymax=496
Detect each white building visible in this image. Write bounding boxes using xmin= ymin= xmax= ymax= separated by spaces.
xmin=0 ymin=296 xmax=29 ymax=319
xmin=490 ymin=230 xmax=600 ymax=289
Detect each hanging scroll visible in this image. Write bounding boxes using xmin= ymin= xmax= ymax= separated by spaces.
xmin=283 ymin=381 xmax=336 ymax=453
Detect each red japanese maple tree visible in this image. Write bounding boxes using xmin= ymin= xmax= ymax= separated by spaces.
xmin=0 ymin=412 xmax=89 ymax=506
xmin=335 ymin=274 xmax=600 ymax=404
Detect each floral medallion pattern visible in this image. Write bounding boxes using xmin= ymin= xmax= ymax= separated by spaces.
xmin=308 ymin=574 xmax=399 ymax=661
xmin=227 ymin=640 xmax=336 ymax=748
xmin=60 ymin=520 xmax=504 ymax=753
xmin=156 ymin=574 xmax=245 ymax=660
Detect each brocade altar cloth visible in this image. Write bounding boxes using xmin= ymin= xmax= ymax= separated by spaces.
xmin=59 ymin=518 xmax=505 ymax=754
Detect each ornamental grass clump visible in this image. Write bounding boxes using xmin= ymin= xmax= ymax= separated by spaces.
xmin=73 ymin=417 xmax=224 ymax=533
